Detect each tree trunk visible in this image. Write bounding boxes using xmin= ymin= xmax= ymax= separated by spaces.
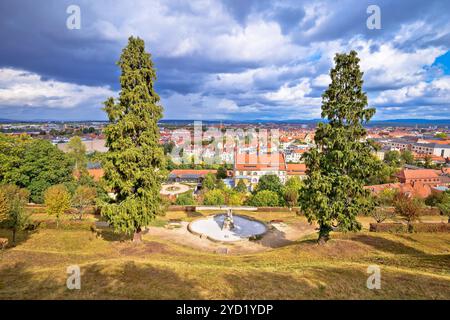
xmin=317 ymin=224 xmax=331 ymax=245
xmin=12 ymin=228 xmax=16 ymax=244
xmin=407 ymin=222 xmax=413 ymax=233
xmin=133 ymin=227 xmax=143 ymax=243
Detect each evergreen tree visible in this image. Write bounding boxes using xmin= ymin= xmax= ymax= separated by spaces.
xmin=300 ymin=51 xmax=381 ymax=244
xmin=101 ymin=37 xmax=166 ymax=242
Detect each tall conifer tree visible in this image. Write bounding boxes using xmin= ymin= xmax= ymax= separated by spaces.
xmin=300 ymin=50 xmax=380 ymax=244
xmin=102 ymin=36 xmax=166 ymax=241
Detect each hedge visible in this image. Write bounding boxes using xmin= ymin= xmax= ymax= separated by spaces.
xmin=370 ymin=222 xmax=450 ymax=233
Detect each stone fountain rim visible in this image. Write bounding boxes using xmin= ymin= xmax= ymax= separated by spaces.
xmin=187 ymin=213 xmax=270 ymax=243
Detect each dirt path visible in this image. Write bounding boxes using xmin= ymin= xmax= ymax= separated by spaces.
xmin=144 ymin=221 xmax=317 ymax=254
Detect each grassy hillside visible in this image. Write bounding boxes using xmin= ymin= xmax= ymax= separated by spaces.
xmin=0 ymin=210 xmax=449 ymax=299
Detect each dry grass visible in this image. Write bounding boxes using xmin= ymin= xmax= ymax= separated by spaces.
xmin=0 ymin=210 xmax=449 ymax=300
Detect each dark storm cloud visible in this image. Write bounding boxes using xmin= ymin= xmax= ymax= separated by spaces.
xmin=0 ymin=0 xmax=449 ymax=120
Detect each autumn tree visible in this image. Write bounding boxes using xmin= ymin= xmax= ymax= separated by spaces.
xmin=394 ymin=193 xmax=423 ymax=232
xmin=0 ymin=184 xmax=30 ymax=244
xmin=101 ymin=37 xmax=167 ymax=242
xmin=300 ymin=51 xmax=381 ymax=244
xmin=44 ymin=185 xmax=71 ymax=227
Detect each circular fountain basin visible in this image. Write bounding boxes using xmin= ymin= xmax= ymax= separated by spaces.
xmin=188 ymin=214 xmax=268 ymax=242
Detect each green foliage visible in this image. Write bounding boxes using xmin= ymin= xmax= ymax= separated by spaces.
xmin=101 ymin=37 xmax=167 ymax=237
xmin=72 ymin=185 xmax=97 ymax=220
xmin=67 ymin=136 xmax=88 ymax=178
xmin=163 ymin=142 xmax=175 ymax=155
xmin=400 ymin=150 xmax=415 ymax=165
xmin=284 ymin=187 xmax=299 ymax=208
xmin=371 ymin=188 xmax=398 ymax=223
xmin=234 ymin=179 xmax=248 ymax=193
xmin=0 ymin=184 xmax=30 ymax=243
xmin=175 ymin=192 xmax=195 ymax=205
xmin=203 ymin=189 xmax=225 ymax=205
xmin=435 ymin=132 xmax=448 ymax=139
xmin=436 ymin=193 xmax=450 ymax=218
xmin=227 ymin=192 xmax=245 ymax=206
xmin=384 ymin=150 xmax=401 ymax=167
xmin=366 ymin=162 xmax=399 ymax=185
xmin=0 ymin=135 xmax=74 ymax=203
xmin=425 ymin=192 xmax=445 ymax=207
xmin=248 ymin=190 xmax=280 ymax=207
xmin=299 ymin=51 xmax=381 ymax=243
xmin=216 ymin=166 xmax=228 ymax=179
xmin=255 ymin=175 xmax=283 ymax=195
xmin=44 ymin=184 xmax=71 ymax=227
xmin=202 ymin=173 xmax=217 ymax=190
xmin=285 ymin=176 xmax=303 ymax=191
xmin=376 ymin=188 xmax=398 ymax=207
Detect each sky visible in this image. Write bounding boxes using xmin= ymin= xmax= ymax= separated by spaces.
xmin=0 ymin=0 xmax=449 ymax=121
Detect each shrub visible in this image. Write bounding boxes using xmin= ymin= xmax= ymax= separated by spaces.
xmin=234 ymin=179 xmax=248 ymax=193
xmin=255 ymin=175 xmax=283 ymax=195
xmin=203 ymin=189 xmax=225 ymax=205
xmin=248 ymin=190 xmax=280 ymax=207
xmin=370 ymin=222 xmax=450 ymax=233
xmin=369 ymin=223 xmax=407 ymax=233
xmin=175 ymin=192 xmax=195 ymax=205
xmin=226 ymin=191 xmax=245 ymax=206
xmin=284 ymin=187 xmax=299 ymax=208
xmin=425 ymin=192 xmax=445 ymax=207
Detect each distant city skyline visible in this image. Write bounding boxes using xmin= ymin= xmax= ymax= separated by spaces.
xmin=0 ymin=0 xmax=450 ymax=121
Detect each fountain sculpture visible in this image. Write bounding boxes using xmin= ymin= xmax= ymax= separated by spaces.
xmin=188 ymin=208 xmax=267 ymax=242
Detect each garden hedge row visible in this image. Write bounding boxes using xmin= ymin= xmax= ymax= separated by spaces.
xmin=370 ymin=222 xmax=450 ymax=233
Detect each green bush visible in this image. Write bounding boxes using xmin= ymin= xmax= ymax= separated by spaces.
xmin=248 ymin=190 xmax=280 ymax=207
xmin=175 ymin=192 xmax=195 ymax=205
xmin=203 ymin=189 xmax=226 ymax=205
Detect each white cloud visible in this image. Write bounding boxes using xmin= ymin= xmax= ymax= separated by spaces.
xmin=0 ymin=68 xmax=115 ymax=109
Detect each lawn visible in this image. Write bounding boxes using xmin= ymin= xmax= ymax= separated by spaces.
xmin=0 ymin=210 xmax=449 ymax=299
